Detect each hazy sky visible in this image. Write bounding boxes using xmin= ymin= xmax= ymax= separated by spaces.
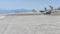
xmin=0 ymin=0 xmax=60 ymax=10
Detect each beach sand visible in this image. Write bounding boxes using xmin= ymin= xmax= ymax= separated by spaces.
xmin=0 ymin=15 xmax=60 ymax=34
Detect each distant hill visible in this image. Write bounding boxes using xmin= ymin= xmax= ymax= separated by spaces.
xmin=15 ymin=9 xmax=32 ymax=12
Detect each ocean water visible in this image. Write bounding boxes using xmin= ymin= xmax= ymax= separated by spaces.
xmin=0 ymin=11 xmax=17 ymax=14
xmin=0 ymin=11 xmax=33 ymax=14
xmin=0 ymin=9 xmax=33 ymax=14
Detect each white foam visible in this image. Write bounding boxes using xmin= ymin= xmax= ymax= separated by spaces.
xmin=0 ymin=15 xmax=6 ymax=19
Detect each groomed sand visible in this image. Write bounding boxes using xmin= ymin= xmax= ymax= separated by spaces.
xmin=0 ymin=15 xmax=60 ymax=34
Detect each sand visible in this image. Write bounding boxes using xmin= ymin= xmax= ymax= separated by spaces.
xmin=0 ymin=15 xmax=60 ymax=34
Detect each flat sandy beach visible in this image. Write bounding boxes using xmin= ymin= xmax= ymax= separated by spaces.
xmin=0 ymin=15 xmax=60 ymax=34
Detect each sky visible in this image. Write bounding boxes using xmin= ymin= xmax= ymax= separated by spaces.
xmin=0 ymin=0 xmax=60 ymax=10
